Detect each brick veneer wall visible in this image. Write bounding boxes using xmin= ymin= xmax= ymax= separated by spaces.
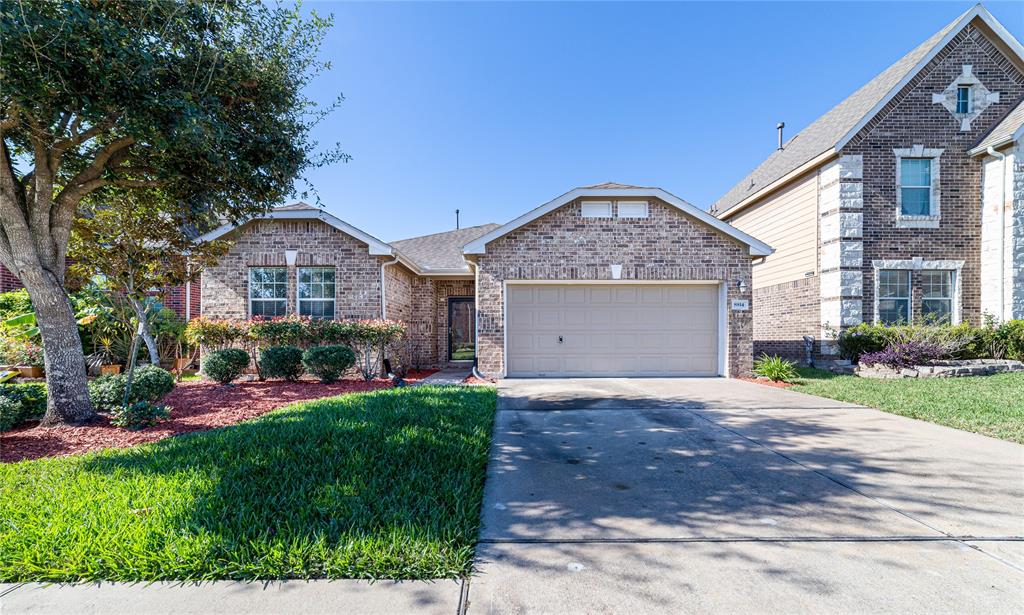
xmin=473 ymin=198 xmax=754 ymax=377
xmin=401 ymin=277 xmax=476 ymax=369
xmin=201 ymin=219 xmax=383 ymax=320
xmin=842 ymin=24 xmax=1024 ymax=326
xmin=752 ymin=275 xmax=820 ymax=363
xmin=0 ymin=265 xmax=21 ymax=292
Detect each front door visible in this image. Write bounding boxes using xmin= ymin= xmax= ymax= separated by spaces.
xmin=448 ymin=297 xmax=476 ymax=361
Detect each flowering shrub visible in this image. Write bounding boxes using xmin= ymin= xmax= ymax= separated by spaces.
xmin=859 ymin=341 xmax=945 ymax=370
xmin=0 ymin=337 xmax=45 ymax=367
xmin=185 ymin=318 xmax=248 ymax=350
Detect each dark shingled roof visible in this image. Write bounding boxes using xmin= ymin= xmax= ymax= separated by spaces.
xmin=713 ymin=6 xmax=975 ymax=217
xmin=391 ymin=223 xmax=500 ymax=272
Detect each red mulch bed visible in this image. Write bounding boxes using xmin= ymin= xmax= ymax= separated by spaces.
xmin=736 ymin=376 xmax=795 ymax=389
xmin=462 ymin=374 xmax=495 ymax=385
xmin=2 ymin=378 xmax=400 ymax=464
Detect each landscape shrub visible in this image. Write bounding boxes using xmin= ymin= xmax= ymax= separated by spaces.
xmin=859 ymin=341 xmax=944 ymax=370
xmin=110 ymin=401 xmax=171 ymax=430
xmin=89 ymin=365 xmax=175 ymax=411
xmin=347 ymin=320 xmax=406 ymax=379
xmin=201 ymin=348 xmax=251 ymax=384
xmin=302 ymin=345 xmax=356 ymax=383
xmin=185 ymin=318 xmax=248 ymax=350
xmin=752 ymin=355 xmax=798 ymax=382
xmin=0 ymin=382 xmax=47 ymax=431
xmin=259 ymin=345 xmax=305 ymax=381
xmin=0 ymin=337 xmax=45 ymax=367
xmin=0 ymin=396 xmax=20 ymax=432
xmin=835 ymin=323 xmax=887 ymax=361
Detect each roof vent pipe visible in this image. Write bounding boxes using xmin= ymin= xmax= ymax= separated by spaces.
xmin=777 ymin=122 xmax=785 ymax=151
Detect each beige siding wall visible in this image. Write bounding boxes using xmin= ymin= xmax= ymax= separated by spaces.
xmin=728 ymin=171 xmax=818 ymax=290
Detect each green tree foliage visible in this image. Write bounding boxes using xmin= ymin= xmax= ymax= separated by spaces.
xmin=0 ymin=0 xmax=343 ymax=424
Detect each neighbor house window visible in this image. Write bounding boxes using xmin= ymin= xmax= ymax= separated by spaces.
xmin=616 ymin=201 xmax=649 ymax=218
xmin=877 ymin=270 xmax=911 ymax=325
xmin=899 ymin=158 xmax=932 ymax=216
xmin=956 ymin=86 xmax=971 ymax=114
xmin=581 ymin=201 xmax=612 ymax=218
xmin=249 ymin=267 xmax=287 ymax=317
xmin=297 ymin=267 xmax=335 ymax=319
xmin=921 ymin=270 xmax=953 ymax=324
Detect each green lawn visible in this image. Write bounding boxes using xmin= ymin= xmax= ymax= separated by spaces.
xmin=792 ymin=368 xmax=1024 ymax=443
xmin=0 ymin=385 xmax=496 ymax=582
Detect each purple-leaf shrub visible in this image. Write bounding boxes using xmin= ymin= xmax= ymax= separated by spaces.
xmin=858 ymin=342 xmax=944 ymax=370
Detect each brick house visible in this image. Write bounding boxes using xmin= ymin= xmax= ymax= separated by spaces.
xmin=199 ymin=187 xmax=772 ymax=378
xmin=712 ymin=5 xmax=1024 ymax=362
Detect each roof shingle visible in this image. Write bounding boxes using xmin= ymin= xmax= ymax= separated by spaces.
xmin=391 ymin=224 xmax=500 ymax=272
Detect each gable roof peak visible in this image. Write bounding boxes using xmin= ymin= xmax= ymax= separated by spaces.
xmin=713 ymin=3 xmax=1023 ymax=218
xmin=581 ymin=181 xmax=649 ymax=190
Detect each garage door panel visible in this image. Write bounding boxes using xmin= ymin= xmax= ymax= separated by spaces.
xmin=506 ymin=284 xmax=720 ymax=378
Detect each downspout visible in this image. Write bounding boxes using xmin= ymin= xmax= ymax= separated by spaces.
xmin=466 ymin=258 xmax=486 ymax=380
xmin=988 ymin=146 xmax=1007 ymax=322
xmin=184 ymin=262 xmax=192 ymax=321
xmin=379 ymin=254 xmax=400 ymax=319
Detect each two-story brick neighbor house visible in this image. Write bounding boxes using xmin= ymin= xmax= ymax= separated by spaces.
xmin=713 ymin=5 xmax=1024 ymax=362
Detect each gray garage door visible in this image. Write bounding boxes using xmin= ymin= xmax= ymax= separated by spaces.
xmin=506 ymin=284 xmax=720 ymax=377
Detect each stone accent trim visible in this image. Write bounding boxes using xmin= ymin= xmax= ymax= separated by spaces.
xmin=1013 ymin=142 xmax=1024 ymax=319
xmin=819 ymin=155 xmax=864 ymax=354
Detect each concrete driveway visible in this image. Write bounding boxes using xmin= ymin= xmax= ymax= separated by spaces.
xmin=468 ymin=378 xmax=1024 ymax=614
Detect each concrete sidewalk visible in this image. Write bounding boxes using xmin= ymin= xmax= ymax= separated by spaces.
xmin=0 ymin=579 xmax=464 ymax=615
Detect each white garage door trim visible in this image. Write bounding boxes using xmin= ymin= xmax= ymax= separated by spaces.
xmin=502 ymin=280 xmax=728 ymax=378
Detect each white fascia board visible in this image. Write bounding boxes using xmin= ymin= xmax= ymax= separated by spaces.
xmin=835 ymin=6 xmax=1024 ymax=152
xmin=194 ymin=208 xmax=394 ymax=256
xmin=463 ymin=188 xmax=774 ymax=257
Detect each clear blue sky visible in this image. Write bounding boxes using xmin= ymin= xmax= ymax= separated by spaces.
xmin=298 ymin=1 xmax=1023 ymax=242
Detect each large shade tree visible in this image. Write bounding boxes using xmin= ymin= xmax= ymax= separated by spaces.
xmin=0 ymin=0 xmax=342 ymax=425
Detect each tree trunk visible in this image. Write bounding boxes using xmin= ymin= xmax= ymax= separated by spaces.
xmin=128 ymin=296 xmax=160 ymax=365
xmin=28 ymin=274 xmax=97 ymax=426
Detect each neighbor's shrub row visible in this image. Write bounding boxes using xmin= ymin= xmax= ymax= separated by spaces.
xmin=835 ymin=320 xmax=1024 ymax=363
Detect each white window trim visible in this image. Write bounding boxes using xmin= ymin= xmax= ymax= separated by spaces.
xmin=297 ymin=266 xmax=337 ymax=320
xmin=893 ymin=146 xmax=943 ymax=228
xmin=920 ymin=270 xmax=955 ymax=323
xmin=616 ymin=200 xmax=649 ymax=218
xmin=580 ymin=200 xmax=612 ymax=218
xmin=249 ymin=267 xmax=288 ymax=318
xmin=872 ymin=259 xmax=964 ymax=325
xmin=875 ymin=269 xmax=912 ymax=325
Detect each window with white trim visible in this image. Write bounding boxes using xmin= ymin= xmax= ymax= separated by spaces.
xmin=617 ymin=201 xmax=649 ymax=218
xmin=893 ymin=147 xmax=942 ymax=226
xmin=899 ymin=158 xmax=932 ymax=216
xmin=249 ymin=267 xmax=287 ymax=317
xmin=877 ymin=270 xmax=910 ymax=325
xmin=581 ymin=201 xmax=612 ymax=218
xmin=920 ymin=270 xmax=953 ymax=324
xmin=297 ymin=267 xmax=336 ymax=319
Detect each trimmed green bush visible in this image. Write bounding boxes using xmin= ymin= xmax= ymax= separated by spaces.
xmin=88 ymin=365 xmax=175 ymax=411
xmin=834 ymin=323 xmax=888 ymax=361
xmin=259 ymin=345 xmax=304 ymax=381
xmin=0 ymin=382 xmax=48 ymax=431
xmin=110 ymin=401 xmax=171 ymax=430
xmin=201 ymin=348 xmax=250 ymax=384
xmin=753 ymin=354 xmax=798 ymax=382
xmin=302 ymin=345 xmax=356 ymax=384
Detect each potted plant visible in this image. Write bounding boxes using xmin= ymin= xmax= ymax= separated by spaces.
xmin=12 ymin=339 xmax=45 ymax=378
xmin=97 ymin=337 xmax=122 ymax=375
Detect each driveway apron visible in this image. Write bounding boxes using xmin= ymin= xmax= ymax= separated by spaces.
xmin=467 ymin=378 xmax=1024 ymax=614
